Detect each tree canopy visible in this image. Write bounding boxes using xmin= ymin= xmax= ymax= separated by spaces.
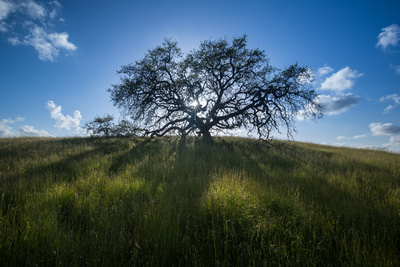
xmin=107 ymin=35 xmax=321 ymax=139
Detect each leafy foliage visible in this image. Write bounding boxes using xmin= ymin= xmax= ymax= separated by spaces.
xmin=108 ymin=35 xmax=321 ymax=138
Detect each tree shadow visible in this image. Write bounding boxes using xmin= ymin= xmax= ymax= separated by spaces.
xmin=178 ymin=139 xmax=400 ymax=264
xmin=1 ymin=138 xmax=131 ymax=211
xmin=108 ymin=138 xmax=159 ymax=174
xmin=2 ymin=136 xmax=399 ymax=265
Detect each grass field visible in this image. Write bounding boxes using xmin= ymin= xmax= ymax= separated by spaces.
xmin=1 ymin=136 xmax=399 ymax=266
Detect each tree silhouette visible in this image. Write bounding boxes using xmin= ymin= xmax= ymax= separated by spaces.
xmin=85 ymin=114 xmax=139 ymax=137
xmin=108 ymin=35 xmax=321 ymax=139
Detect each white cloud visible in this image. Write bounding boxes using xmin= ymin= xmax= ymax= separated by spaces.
xmin=353 ymin=134 xmax=367 ymax=139
xmin=0 ymin=0 xmax=15 ymax=21
xmin=19 ymin=125 xmax=52 ymax=137
xmin=8 ymin=26 xmax=76 ymax=61
xmin=0 ymin=21 xmax=8 ymax=32
xmin=380 ymin=94 xmax=400 ymax=113
xmin=49 ymin=1 xmax=61 ymax=19
xmin=46 ymin=100 xmax=82 ymax=131
xmin=23 ymin=26 xmax=59 ymax=61
xmin=320 ymin=67 xmax=363 ymax=91
xmin=336 ymin=134 xmax=367 ymax=141
xmin=0 ymin=118 xmax=17 ymax=137
xmin=318 ymin=93 xmax=359 ymax=115
xmin=318 ymin=66 xmax=334 ymax=76
xmin=0 ymin=0 xmax=45 ymax=21
xmin=391 ymin=64 xmax=400 ymax=75
xmin=389 ymin=135 xmax=400 ymax=147
xmin=369 ymin=122 xmax=400 ymax=136
xmin=0 ymin=116 xmax=52 ymax=137
xmin=0 ymin=0 xmax=13 ymax=32
xmin=0 ymin=0 xmax=76 ymax=61
xmin=50 ymin=1 xmax=62 ymax=8
xmin=296 ymin=93 xmax=359 ymax=120
xmin=20 ymin=0 xmax=46 ymax=19
xmin=334 ymin=143 xmax=346 ymax=147
xmin=376 ymin=24 xmax=400 ymax=50
xmin=48 ymin=32 xmax=77 ymax=51
xmin=383 ymin=105 xmax=395 ymax=113
xmin=3 ymin=116 xmax=25 ymax=123
xmin=1 ymin=117 xmax=49 ymax=137
xmin=380 ymin=135 xmax=400 ymax=152
xmin=380 ymin=94 xmax=400 ymax=104
xmin=7 ymin=36 xmax=21 ymax=45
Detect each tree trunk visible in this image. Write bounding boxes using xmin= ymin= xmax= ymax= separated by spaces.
xmin=200 ymin=128 xmax=213 ymax=143
xmin=202 ymin=129 xmax=211 ymax=137
xmin=195 ymin=117 xmax=212 ymax=139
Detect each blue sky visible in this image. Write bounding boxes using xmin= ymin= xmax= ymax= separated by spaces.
xmin=1 ymin=0 xmax=399 ymax=152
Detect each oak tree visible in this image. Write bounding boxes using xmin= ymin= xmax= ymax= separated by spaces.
xmin=108 ymin=35 xmax=321 ymax=139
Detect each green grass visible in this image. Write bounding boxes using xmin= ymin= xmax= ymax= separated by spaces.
xmin=1 ymin=136 xmax=399 ymax=266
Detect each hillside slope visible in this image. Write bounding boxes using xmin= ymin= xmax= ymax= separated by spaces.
xmin=1 ymin=137 xmax=399 ymax=265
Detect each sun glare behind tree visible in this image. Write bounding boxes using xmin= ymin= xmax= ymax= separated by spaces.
xmin=191 ymin=100 xmax=199 ymax=107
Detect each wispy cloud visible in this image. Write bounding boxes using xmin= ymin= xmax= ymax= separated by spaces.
xmin=380 ymin=94 xmax=400 ymax=103
xmin=19 ymin=0 xmax=46 ymax=19
xmin=0 ymin=0 xmax=15 ymax=21
xmin=389 ymin=135 xmax=400 ymax=148
xmin=49 ymin=1 xmax=62 ymax=19
xmin=393 ymin=65 xmax=400 ymax=75
xmin=320 ymin=67 xmax=363 ymax=91
xmin=333 ymin=143 xmax=346 ymax=147
xmin=336 ymin=134 xmax=367 ymax=141
xmin=369 ymin=122 xmax=400 ymax=136
xmin=0 ymin=0 xmax=76 ymax=61
xmin=318 ymin=66 xmax=334 ymax=76
xmin=376 ymin=24 xmax=400 ymax=50
xmin=353 ymin=134 xmax=367 ymax=139
xmin=380 ymin=94 xmax=400 ymax=113
xmin=379 ymin=135 xmax=400 ymax=152
xmin=0 ymin=22 xmax=8 ymax=32
xmin=46 ymin=100 xmax=82 ymax=132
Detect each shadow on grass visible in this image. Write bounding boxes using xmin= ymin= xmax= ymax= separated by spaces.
xmin=1 ymin=137 xmax=134 ymax=210
xmin=1 ymin=136 xmax=399 ymax=265
xmin=180 ymin=139 xmax=400 ymax=265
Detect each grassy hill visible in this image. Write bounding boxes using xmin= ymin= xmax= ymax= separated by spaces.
xmin=1 ymin=136 xmax=399 ymax=265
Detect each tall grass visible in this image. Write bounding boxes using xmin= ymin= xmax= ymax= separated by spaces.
xmin=1 ymin=136 xmax=399 ymax=265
